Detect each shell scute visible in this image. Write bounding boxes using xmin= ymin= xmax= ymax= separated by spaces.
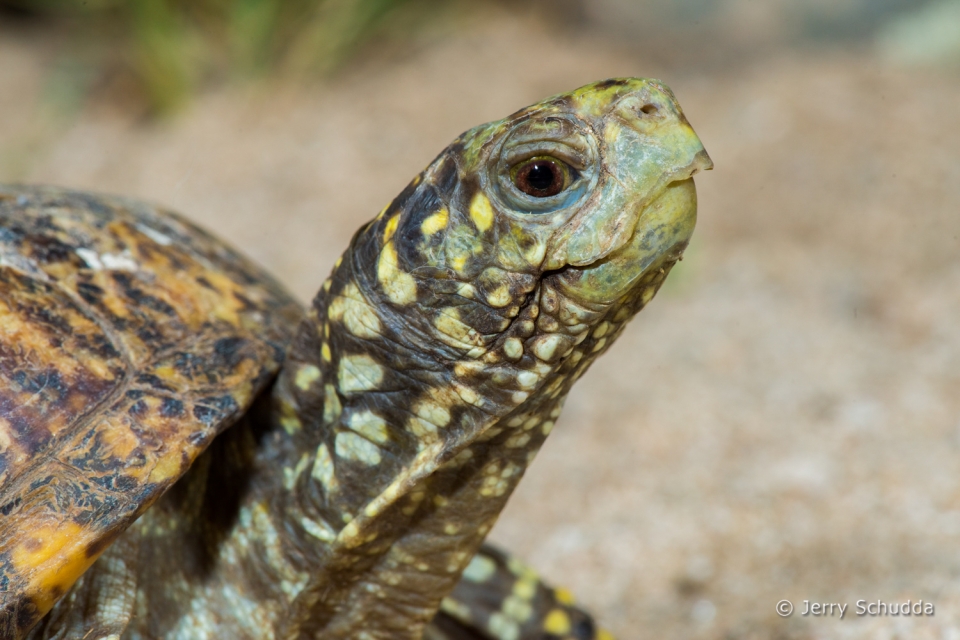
xmin=0 ymin=185 xmax=302 ymax=637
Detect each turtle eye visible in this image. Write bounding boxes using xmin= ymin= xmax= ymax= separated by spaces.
xmin=511 ymin=157 xmax=571 ymax=198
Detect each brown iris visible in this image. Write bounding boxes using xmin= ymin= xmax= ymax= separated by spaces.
xmin=511 ymin=157 xmax=569 ymax=198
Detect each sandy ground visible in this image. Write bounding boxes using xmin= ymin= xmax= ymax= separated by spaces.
xmin=3 ymin=8 xmax=960 ymax=639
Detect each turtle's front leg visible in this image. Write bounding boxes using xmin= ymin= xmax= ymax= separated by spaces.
xmin=425 ymin=544 xmax=613 ymax=640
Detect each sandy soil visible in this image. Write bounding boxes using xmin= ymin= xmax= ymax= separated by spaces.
xmin=3 ymin=8 xmax=960 ymax=639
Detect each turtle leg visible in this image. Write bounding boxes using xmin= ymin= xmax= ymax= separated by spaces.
xmin=424 ymin=544 xmax=614 ymax=640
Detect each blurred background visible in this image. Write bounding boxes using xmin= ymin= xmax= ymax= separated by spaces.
xmin=3 ymin=1 xmax=960 ymax=638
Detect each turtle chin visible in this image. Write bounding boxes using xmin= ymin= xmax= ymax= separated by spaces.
xmin=549 ymin=177 xmax=698 ymax=309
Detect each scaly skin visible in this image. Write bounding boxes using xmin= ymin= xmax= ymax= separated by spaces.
xmin=18 ymin=78 xmax=710 ymax=639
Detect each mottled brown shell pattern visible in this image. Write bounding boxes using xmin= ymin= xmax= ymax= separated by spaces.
xmin=0 ymin=185 xmax=302 ymax=637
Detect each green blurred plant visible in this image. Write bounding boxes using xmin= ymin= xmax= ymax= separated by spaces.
xmin=3 ymin=0 xmax=417 ymax=114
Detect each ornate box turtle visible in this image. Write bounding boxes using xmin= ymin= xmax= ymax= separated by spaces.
xmin=0 ymin=78 xmax=711 ymax=639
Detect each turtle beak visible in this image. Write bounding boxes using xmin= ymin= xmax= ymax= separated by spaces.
xmin=545 ymin=88 xmax=711 ymax=271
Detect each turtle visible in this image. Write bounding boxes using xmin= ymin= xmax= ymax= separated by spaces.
xmin=0 ymin=77 xmax=711 ymax=639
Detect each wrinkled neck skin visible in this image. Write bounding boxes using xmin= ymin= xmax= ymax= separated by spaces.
xmin=257 ymin=78 xmax=707 ymax=639
xmin=269 ymin=219 xmax=667 ymax=640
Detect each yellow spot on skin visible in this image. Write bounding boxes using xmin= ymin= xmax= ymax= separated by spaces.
xmin=434 ymin=307 xmax=482 ymax=351
xmin=377 ymin=241 xmax=417 ymax=305
xmin=334 ymin=256 xmax=343 ymax=269
xmin=323 ymin=384 xmax=342 ymax=424
xmin=348 ymin=410 xmax=389 ymax=444
xmin=554 ymin=587 xmax=577 ymax=605
xmin=593 ymin=321 xmax=610 ymax=338
xmin=512 ymin=391 xmax=529 ymax=404
xmin=489 ymin=613 xmax=520 ymax=640
xmin=542 ymin=421 xmax=555 ymax=435
xmin=454 ymin=383 xmax=482 ymax=407
xmin=441 ymin=597 xmax=473 ymax=623
xmin=486 ymin=284 xmax=511 ymax=308
xmin=614 ymin=306 xmax=630 ymax=322
xmin=469 ymin=192 xmax=494 ymax=232
xmin=383 ymin=215 xmax=400 ymax=242
xmin=335 ymin=431 xmax=381 ymax=466
xmin=531 ymin=334 xmax=566 ymax=362
xmin=592 ymin=337 xmax=608 ymax=353
xmin=338 ymin=354 xmax=384 ymax=393
xmin=422 ymin=208 xmax=449 ymax=235
xmin=598 ymin=629 xmax=616 ymax=640
xmin=295 ymin=364 xmax=321 ymax=391
xmin=514 ymin=577 xmax=537 ymax=600
xmin=312 ymin=443 xmax=337 ymax=490
xmin=328 ymin=283 xmax=382 ymax=339
xmin=544 ymin=608 xmax=572 ymax=635
xmin=284 ymin=453 xmax=311 ymax=490
xmin=415 ymin=400 xmax=451 ymax=428
xmin=281 ymin=416 xmax=302 ymax=435
xmin=322 ymin=343 xmax=332 ymax=362
xmin=503 ymin=337 xmax=523 ymax=361
xmin=502 ymin=594 xmax=533 ymax=623
xmin=301 ymin=517 xmax=336 ymax=542
xmin=641 ymin=286 xmax=657 ymax=305
xmin=11 ymin=521 xmax=100 ymax=617
xmin=443 ymin=523 xmax=460 ymax=535
xmin=522 ymin=416 xmax=540 ymax=430
xmin=462 ymin=554 xmax=497 ymax=582
xmin=516 ymin=371 xmax=538 ymax=390
xmin=505 ymin=432 xmax=531 ymax=448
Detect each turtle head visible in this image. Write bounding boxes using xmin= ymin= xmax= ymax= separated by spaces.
xmin=273 ymin=80 xmax=711 ymax=636
xmin=355 ymin=77 xmax=711 ymax=364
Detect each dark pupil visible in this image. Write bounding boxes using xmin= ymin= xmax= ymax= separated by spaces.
xmin=526 ymin=163 xmax=555 ymax=191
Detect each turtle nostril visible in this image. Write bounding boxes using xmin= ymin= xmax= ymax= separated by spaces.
xmin=638 ymin=103 xmax=659 ymax=116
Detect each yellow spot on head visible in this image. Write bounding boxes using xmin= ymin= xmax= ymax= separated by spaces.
xmin=503 ymin=337 xmax=523 ymax=360
xmin=543 ymin=608 xmax=572 ymax=635
xmin=295 ymin=364 xmax=321 ymax=391
xmin=554 ymin=587 xmax=577 ymax=605
xmin=338 ymin=353 xmax=384 ymax=393
xmin=422 ymin=208 xmax=449 ymax=236
xmin=486 ymin=284 xmax=511 ymax=308
xmin=322 ymin=343 xmax=332 ymax=362
xmin=450 ymin=252 xmax=469 ymax=273
xmin=377 ymin=241 xmax=418 ymax=305
xmin=383 ymin=214 xmax=400 ymax=242
xmin=328 ymin=283 xmax=382 ymax=339
xmin=469 ymin=192 xmax=495 ymax=232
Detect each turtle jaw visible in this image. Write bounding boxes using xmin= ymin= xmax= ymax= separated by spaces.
xmin=548 ymin=170 xmax=701 ymax=311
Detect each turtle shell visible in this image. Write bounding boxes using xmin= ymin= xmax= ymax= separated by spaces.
xmin=0 ymin=185 xmax=302 ymax=636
